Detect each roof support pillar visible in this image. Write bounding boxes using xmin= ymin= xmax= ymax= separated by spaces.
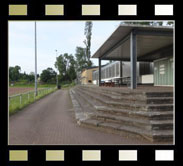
xmin=130 ymin=31 xmax=137 ymax=89
xmin=98 ymin=58 xmax=101 ymax=86
xmin=120 ymin=61 xmax=123 ymax=84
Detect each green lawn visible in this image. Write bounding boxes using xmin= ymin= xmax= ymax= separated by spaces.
xmin=10 ymin=82 xmax=56 ymax=88
xmin=10 ymin=81 xmax=75 ymax=88
xmin=9 ymin=88 xmax=57 ymax=115
xmin=61 ymin=82 xmax=76 ymax=89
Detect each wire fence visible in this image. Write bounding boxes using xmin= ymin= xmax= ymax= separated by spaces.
xmin=9 ymin=87 xmax=56 ymax=115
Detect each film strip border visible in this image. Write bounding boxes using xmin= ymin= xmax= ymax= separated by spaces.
xmin=8 ymin=4 xmax=174 ymax=16
xmin=7 ymin=149 xmax=175 ymax=162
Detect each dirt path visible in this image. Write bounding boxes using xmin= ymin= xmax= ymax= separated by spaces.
xmin=9 ymin=87 xmax=43 ymax=96
xmin=9 ymin=89 xmax=152 ymax=145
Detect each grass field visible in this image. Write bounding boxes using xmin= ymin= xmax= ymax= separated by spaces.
xmin=10 ymin=82 xmax=56 ymax=88
xmin=9 ymin=81 xmax=75 ymax=89
xmin=9 ymin=87 xmax=39 ymax=96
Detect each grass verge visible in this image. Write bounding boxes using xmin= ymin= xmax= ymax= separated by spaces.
xmin=9 ymin=88 xmax=57 ymax=115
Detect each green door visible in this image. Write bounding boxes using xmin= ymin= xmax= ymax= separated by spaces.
xmin=168 ymin=58 xmax=174 ymax=85
xmin=154 ymin=57 xmax=173 ymax=86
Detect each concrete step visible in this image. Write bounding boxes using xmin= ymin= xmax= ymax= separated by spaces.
xmin=79 ymin=85 xmax=173 ymax=97
xmin=71 ymin=87 xmax=173 ymax=143
xmin=145 ymin=92 xmax=173 ymax=97
xmin=75 ymin=87 xmax=103 ymax=107
xmin=70 ymin=89 xmax=96 ymax=121
xmin=95 ymin=106 xmax=173 ymax=120
xmin=146 ymin=97 xmax=173 ymax=104
xmin=79 ymin=86 xmax=173 ymax=104
xmin=77 ymin=88 xmax=173 ymax=112
xmin=74 ymin=88 xmax=173 ymax=121
xmin=92 ymin=112 xmax=173 ymax=130
xmin=79 ymin=86 xmax=145 ymax=102
xmin=74 ymin=88 xmax=173 ymax=122
xmin=79 ymin=86 xmax=133 ymax=96
xmin=80 ymin=119 xmax=173 ymax=142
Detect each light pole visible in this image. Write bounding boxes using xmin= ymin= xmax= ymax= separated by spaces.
xmin=35 ymin=21 xmax=38 ymax=96
xmin=55 ymin=49 xmax=58 ymax=88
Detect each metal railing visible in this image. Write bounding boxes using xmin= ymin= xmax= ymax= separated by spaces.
xmin=9 ymin=87 xmax=56 ymax=113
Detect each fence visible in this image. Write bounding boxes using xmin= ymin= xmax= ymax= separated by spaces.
xmin=9 ymin=87 xmax=56 ymax=115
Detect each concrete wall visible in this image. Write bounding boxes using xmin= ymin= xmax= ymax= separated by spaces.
xmin=141 ymin=74 xmax=154 ymax=84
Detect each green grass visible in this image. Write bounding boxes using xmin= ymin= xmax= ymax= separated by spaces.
xmin=9 ymin=81 xmax=57 ymax=88
xmin=9 ymin=88 xmax=57 ymax=115
xmin=10 ymin=80 xmax=76 ymax=89
xmin=61 ymin=82 xmax=76 ymax=89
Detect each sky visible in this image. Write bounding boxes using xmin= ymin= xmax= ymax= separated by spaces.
xmin=9 ymin=21 xmax=121 ymax=74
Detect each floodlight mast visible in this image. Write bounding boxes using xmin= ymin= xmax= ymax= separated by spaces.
xmin=35 ymin=21 xmax=38 ymax=96
xmin=55 ymin=49 xmax=58 ymax=88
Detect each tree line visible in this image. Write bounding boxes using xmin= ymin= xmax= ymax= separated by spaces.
xmin=9 ymin=65 xmax=57 ymax=84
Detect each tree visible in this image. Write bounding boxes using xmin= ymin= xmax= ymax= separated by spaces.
xmin=40 ymin=68 xmax=57 ymax=83
xmin=9 ymin=65 xmax=21 ymax=82
xmin=74 ymin=22 xmax=93 ymax=73
xmin=65 ymin=54 xmax=77 ymax=81
xmin=20 ymin=72 xmax=28 ymax=80
xmin=27 ymin=72 xmax=35 ymax=83
xmin=55 ymin=54 xmax=67 ymax=80
xmin=167 ymin=21 xmax=174 ymax=26
xmin=83 ymin=21 xmax=93 ymax=67
xmin=55 ymin=53 xmax=77 ymax=83
xmin=75 ymin=47 xmax=88 ymax=72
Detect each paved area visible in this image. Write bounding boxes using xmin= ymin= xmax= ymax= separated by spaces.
xmin=9 ymin=89 xmax=152 ymax=145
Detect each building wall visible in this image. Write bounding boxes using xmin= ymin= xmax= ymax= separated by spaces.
xmin=141 ymin=74 xmax=154 ymax=84
xmin=92 ymin=61 xmax=153 ymax=84
xmin=81 ymin=68 xmax=98 ymax=85
xmin=154 ymin=57 xmax=173 ymax=86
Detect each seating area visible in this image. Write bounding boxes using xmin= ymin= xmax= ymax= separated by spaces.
xmin=70 ymin=85 xmax=174 ymax=143
xmin=100 ymin=81 xmax=115 ymax=87
xmin=100 ymin=76 xmax=131 ymax=87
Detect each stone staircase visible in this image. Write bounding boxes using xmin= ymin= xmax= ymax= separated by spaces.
xmin=70 ymin=85 xmax=174 ymax=143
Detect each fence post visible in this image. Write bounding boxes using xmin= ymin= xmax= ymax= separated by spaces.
xmin=20 ymin=94 xmax=22 ymax=105
xmin=28 ymin=93 xmax=30 ymax=101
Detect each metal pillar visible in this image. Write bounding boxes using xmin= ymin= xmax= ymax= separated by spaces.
xmin=35 ymin=21 xmax=38 ymax=96
xmin=99 ymin=58 xmax=101 ymax=86
xmin=120 ymin=61 xmax=123 ymax=84
xmin=55 ymin=50 xmax=58 ymax=88
xmin=130 ymin=31 xmax=137 ymax=89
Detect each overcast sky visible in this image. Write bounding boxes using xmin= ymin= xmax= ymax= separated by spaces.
xmin=9 ymin=21 xmax=121 ymax=74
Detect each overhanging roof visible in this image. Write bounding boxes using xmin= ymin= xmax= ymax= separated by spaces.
xmin=92 ymin=24 xmax=173 ymax=61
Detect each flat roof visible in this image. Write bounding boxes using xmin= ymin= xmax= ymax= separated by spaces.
xmin=92 ymin=24 xmax=173 ymax=61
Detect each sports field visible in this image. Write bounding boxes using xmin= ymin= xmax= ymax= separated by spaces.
xmin=9 ymin=87 xmax=36 ymax=96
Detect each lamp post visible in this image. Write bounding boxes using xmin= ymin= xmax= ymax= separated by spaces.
xmin=55 ymin=49 xmax=58 ymax=88
xmin=35 ymin=21 xmax=38 ymax=96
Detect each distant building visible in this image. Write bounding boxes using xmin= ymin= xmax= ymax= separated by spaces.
xmin=80 ymin=66 xmax=98 ymax=85
xmin=92 ymin=61 xmax=153 ymax=85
